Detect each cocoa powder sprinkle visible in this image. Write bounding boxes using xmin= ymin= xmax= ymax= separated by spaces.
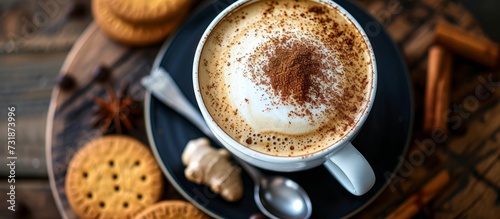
xmin=262 ymin=37 xmax=326 ymax=107
xmin=308 ymin=6 xmax=325 ymax=14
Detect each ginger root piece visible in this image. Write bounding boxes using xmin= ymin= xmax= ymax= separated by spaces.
xmin=182 ymin=138 xmax=243 ymax=202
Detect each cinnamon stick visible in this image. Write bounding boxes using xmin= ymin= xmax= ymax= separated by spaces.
xmin=435 ymin=20 xmax=499 ymax=68
xmin=385 ymin=170 xmax=450 ymax=219
xmin=424 ymin=45 xmax=453 ymax=132
xmin=433 ymin=47 xmax=453 ymax=132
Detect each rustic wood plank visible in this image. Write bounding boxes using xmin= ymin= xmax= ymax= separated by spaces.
xmin=446 ymin=100 xmax=500 ymax=155
xmin=0 ymin=180 xmax=61 ymax=219
xmin=355 ymin=0 xmax=500 ymax=218
xmin=403 ymin=17 xmax=437 ymax=66
xmin=475 ymin=132 xmax=500 ymax=184
xmin=366 ymin=1 xmax=386 ymax=23
xmin=0 ymin=52 xmax=66 ymax=177
xmin=0 ymin=52 xmax=65 ymax=114
xmin=411 ymin=6 xmax=432 ymax=21
xmin=0 ymin=115 xmax=48 ymax=177
xmin=433 ymin=174 xmax=500 ymax=218
xmin=442 ymin=1 xmax=463 ymax=18
xmin=386 ymin=14 xmax=417 ymax=43
xmin=420 ymin=0 xmax=446 ymax=10
xmin=0 ymin=0 xmax=92 ymax=54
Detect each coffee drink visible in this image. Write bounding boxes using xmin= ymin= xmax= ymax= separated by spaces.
xmin=198 ymin=0 xmax=374 ymax=157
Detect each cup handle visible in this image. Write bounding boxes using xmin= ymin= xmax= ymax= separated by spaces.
xmin=323 ymin=142 xmax=375 ymax=196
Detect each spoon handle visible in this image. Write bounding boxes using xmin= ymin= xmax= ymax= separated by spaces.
xmin=234 ymin=155 xmax=262 ymax=183
xmin=141 ymin=67 xmax=263 ymax=182
xmin=141 ymin=67 xmax=216 ymax=141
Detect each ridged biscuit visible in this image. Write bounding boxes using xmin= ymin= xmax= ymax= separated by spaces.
xmin=105 ymin=0 xmax=192 ymax=23
xmin=92 ymin=0 xmax=188 ymax=46
xmin=65 ymin=135 xmax=163 ymax=219
xmin=134 ymin=201 xmax=209 ymax=219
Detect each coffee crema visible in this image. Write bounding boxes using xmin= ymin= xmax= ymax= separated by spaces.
xmin=198 ymin=0 xmax=373 ymax=157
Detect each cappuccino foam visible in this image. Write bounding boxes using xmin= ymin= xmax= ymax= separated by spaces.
xmin=198 ymin=0 xmax=373 ymax=157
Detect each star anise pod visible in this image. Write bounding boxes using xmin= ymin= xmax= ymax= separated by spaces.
xmin=91 ymin=82 xmax=141 ymax=134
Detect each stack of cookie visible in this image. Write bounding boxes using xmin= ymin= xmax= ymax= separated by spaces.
xmin=66 ymin=135 xmax=210 ymax=218
xmin=92 ymin=0 xmax=192 ymax=46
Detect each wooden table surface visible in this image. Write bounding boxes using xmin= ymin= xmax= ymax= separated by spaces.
xmin=1 ymin=0 xmax=499 ymax=218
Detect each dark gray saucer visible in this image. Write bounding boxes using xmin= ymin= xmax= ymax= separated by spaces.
xmin=145 ymin=0 xmax=413 ymax=218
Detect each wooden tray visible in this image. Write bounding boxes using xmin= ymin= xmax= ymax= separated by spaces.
xmin=45 ymin=23 xmax=169 ymax=218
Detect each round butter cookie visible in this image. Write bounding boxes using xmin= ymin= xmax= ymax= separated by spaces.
xmin=65 ymin=135 xmax=163 ymax=219
xmin=105 ymin=0 xmax=192 ymax=23
xmin=134 ymin=201 xmax=209 ymax=219
xmin=92 ymin=0 xmax=187 ymax=46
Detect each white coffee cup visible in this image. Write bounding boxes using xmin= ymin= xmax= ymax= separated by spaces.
xmin=193 ymin=0 xmax=377 ymax=196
